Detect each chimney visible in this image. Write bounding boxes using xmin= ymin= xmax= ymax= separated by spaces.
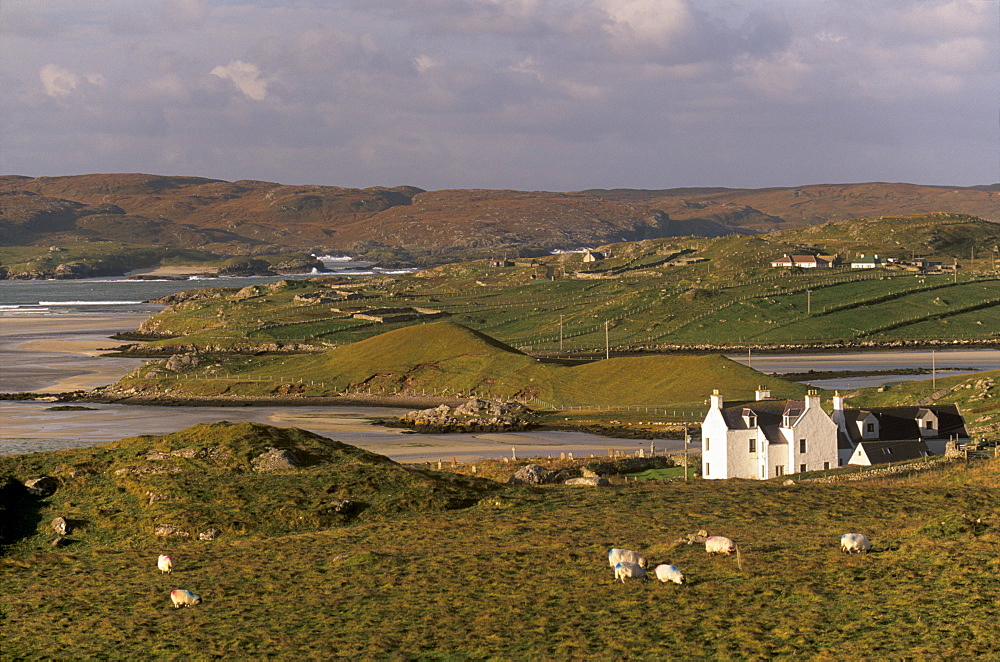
xmin=710 ymin=389 xmax=723 ymax=409
xmin=832 ymin=390 xmax=844 ymax=412
xmin=804 ymin=389 xmax=821 ymax=410
xmin=755 ymin=385 xmax=771 ymax=401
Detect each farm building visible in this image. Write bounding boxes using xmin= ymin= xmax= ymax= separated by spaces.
xmin=850 ymin=254 xmax=885 ymax=268
xmin=700 ymin=387 xmax=839 ymax=480
xmin=582 ymin=251 xmax=606 ymax=262
xmin=769 ymin=254 xmax=836 ymax=268
xmin=847 ymin=440 xmax=932 ymax=466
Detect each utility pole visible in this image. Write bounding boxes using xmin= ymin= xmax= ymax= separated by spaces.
xmin=559 ymin=315 xmax=564 ymax=353
xmin=807 ymin=289 xmax=811 ymax=315
xmin=683 ymin=427 xmax=689 ymax=483
xmin=932 ymin=350 xmax=936 ymax=390
xmin=605 ymin=320 xmax=610 ymax=360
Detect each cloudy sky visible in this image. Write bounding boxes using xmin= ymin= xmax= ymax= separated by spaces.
xmin=2 ymin=0 xmax=997 ymax=191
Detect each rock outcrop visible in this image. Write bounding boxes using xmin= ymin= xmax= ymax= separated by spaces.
xmin=398 ymin=398 xmax=534 ymax=433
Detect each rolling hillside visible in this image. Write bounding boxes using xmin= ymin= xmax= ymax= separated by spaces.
xmin=1 ymin=174 xmax=996 ymax=267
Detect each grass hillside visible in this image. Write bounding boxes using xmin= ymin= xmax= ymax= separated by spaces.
xmin=114 ymin=321 xmax=808 ymax=409
xmin=120 ymin=214 xmax=1000 ymax=355
xmin=1 ymin=431 xmax=998 ymax=658
xmin=0 ymin=421 xmax=499 ymax=549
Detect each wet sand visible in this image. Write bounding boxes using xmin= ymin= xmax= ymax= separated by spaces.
xmin=0 ymin=315 xmax=675 ymax=462
xmin=0 ymin=314 xmax=151 ymax=393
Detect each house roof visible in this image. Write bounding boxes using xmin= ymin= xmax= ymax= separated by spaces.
xmin=840 ymin=404 xmax=968 ymax=443
xmin=719 ymin=400 xmax=804 ymax=444
xmin=853 ymin=439 xmax=931 ymax=464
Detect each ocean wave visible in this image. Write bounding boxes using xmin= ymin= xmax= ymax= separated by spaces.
xmin=38 ymin=300 xmax=145 ymax=306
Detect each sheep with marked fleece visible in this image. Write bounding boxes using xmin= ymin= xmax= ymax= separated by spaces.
xmin=614 ymin=561 xmax=647 ymax=583
xmin=608 ymin=548 xmax=647 ymax=569
xmin=653 ymin=564 xmax=685 ymax=585
xmin=170 ymin=589 xmax=201 ymax=608
xmin=157 ymin=555 xmax=173 ymax=574
xmin=705 ymin=536 xmax=736 ymax=555
xmin=840 ymin=533 xmax=871 ymax=554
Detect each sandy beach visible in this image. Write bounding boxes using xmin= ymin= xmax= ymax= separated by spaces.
xmin=126 ymin=265 xmax=219 ymax=277
xmin=0 ymin=314 xmax=673 ymax=461
xmin=0 ymin=314 xmax=151 ymax=393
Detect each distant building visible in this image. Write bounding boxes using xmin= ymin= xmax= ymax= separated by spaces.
xmin=770 ymin=254 xmax=836 ymax=268
xmin=850 ymin=254 xmax=884 ymax=269
xmin=583 ymin=251 xmax=605 ymax=262
xmin=701 ymin=387 xmax=839 ymax=480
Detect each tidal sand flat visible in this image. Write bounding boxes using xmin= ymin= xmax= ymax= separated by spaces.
xmin=0 ymin=314 xmax=151 ymax=393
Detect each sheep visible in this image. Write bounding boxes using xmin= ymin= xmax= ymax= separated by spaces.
xmin=840 ymin=533 xmax=871 ymax=554
xmin=653 ymin=564 xmax=685 ymax=585
xmin=170 ymin=589 xmax=202 ymax=608
xmin=705 ymin=536 xmax=736 ymax=555
xmin=157 ymin=555 xmax=173 ymax=574
xmin=608 ymin=548 xmax=647 ymax=569
xmin=613 ymin=561 xmax=647 ymax=583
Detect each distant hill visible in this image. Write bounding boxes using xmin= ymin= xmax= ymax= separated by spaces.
xmin=118 ymin=321 xmax=809 ymax=408
xmin=2 ymin=174 xmax=996 ymax=260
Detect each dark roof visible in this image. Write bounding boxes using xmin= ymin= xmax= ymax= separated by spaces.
xmin=719 ymin=400 xmax=804 ymax=444
xmin=852 ymin=440 xmax=931 ymax=464
xmin=842 ymin=405 xmax=968 ymax=442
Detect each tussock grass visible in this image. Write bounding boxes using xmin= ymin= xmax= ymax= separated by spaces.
xmin=3 ymin=436 xmax=999 ymax=658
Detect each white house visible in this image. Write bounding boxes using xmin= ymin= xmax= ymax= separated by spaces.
xmin=701 ymin=388 xmax=839 ymax=480
xmin=770 ymin=254 xmax=836 ymax=268
xmin=850 ymin=254 xmax=884 ymax=269
xmin=830 ymin=393 xmax=969 ymax=465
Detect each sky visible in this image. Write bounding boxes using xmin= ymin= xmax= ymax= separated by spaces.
xmin=1 ymin=0 xmax=997 ymax=191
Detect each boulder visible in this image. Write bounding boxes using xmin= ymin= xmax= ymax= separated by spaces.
xmin=564 ymin=477 xmax=610 ymax=487
xmin=252 ymin=447 xmax=301 ymax=472
xmin=24 ymin=476 xmax=58 ymax=497
xmin=324 ymin=499 xmax=356 ymax=514
xmin=154 ymin=523 xmax=190 ymax=538
xmin=51 ymin=517 xmax=71 ymax=535
xmin=507 ymin=463 xmax=548 ymax=486
xmin=198 ymin=527 xmax=222 ymax=541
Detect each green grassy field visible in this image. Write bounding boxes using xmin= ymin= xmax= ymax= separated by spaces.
xmin=2 ymin=426 xmax=998 ymax=659
xmin=123 ymin=214 xmax=1000 ymax=356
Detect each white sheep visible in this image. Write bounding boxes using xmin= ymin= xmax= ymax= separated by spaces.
xmin=653 ymin=564 xmax=685 ymax=585
xmin=840 ymin=533 xmax=871 ymax=554
xmin=608 ymin=548 xmax=647 ymax=569
xmin=170 ymin=589 xmax=201 ymax=608
xmin=157 ymin=555 xmax=173 ymax=574
xmin=613 ymin=561 xmax=647 ymax=583
xmin=705 ymin=536 xmax=736 ymax=555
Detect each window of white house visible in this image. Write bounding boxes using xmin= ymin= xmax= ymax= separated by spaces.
xmin=799 ymin=464 xmax=806 ymax=473
xmin=823 ymin=462 xmax=830 ymax=470
xmin=748 ymin=438 xmax=756 ymax=453
xmin=882 ymin=447 xmax=892 ymax=455
xmin=775 ymin=465 xmax=784 ymax=477
xmin=705 ymin=463 xmax=710 ymax=476
xmin=867 ymin=423 xmax=874 ymax=433
xmin=799 ymin=439 xmax=806 ymax=453
xmin=704 ymin=438 xmax=710 ymax=451
xmin=925 ymin=420 xmax=934 ymax=429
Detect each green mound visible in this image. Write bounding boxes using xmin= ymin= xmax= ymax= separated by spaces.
xmin=0 ymin=422 xmax=501 ymax=550
xmin=120 ymin=321 xmax=809 ymax=408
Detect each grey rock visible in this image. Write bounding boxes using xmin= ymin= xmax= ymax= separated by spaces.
xmin=507 ymin=463 xmax=548 ymax=485
xmin=198 ymin=527 xmax=222 ymax=541
xmin=154 ymin=523 xmax=190 ymax=538
xmin=252 ymin=447 xmax=301 ymax=472
xmin=324 ymin=499 xmax=355 ymax=514
xmin=564 ymin=477 xmax=610 ymax=487
xmin=25 ymin=476 xmax=58 ymax=497
xmin=51 ymin=516 xmax=71 ymax=535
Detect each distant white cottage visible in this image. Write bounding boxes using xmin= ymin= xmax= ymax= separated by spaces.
xmin=701 ymin=387 xmax=839 ymax=480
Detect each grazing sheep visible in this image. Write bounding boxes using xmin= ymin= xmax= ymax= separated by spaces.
xmin=705 ymin=536 xmax=736 ymax=555
xmin=840 ymin=533 xmax=871 ymax=554
xmin=170 ymin=589 xmax=201 ymax=608
xmin=157 ymin=555 xmax=173 ymax=574
xmin=608 ymin=548 xmax=647 ymax=569
xmin=614 ymin=561 xmax=647 ymax=583
xmin=653 ymin=564 xmax=685 ymax=585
